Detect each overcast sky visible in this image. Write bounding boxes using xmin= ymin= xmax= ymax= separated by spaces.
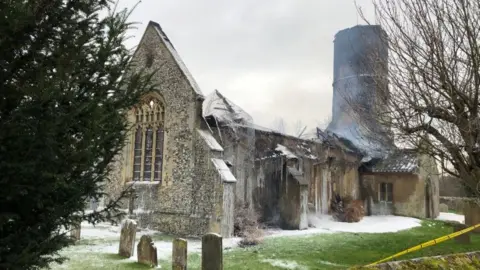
xmin=118 ymin=0 xmax=376 ymax=135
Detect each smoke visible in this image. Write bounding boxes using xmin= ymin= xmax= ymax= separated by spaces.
xmin=327 ymin=25 xmax=393 ymax=161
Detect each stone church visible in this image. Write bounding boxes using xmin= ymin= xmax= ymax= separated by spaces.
xmin=106 ymin=21 xmax=440 ymax=238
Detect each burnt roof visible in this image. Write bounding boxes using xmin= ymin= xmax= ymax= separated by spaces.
xmin=203 ymin=89 xmax=253 ymax=125
xmin=287 ymin=167 xmax=309 ymax=185
xmin=316 ymin=128 xmax=362 ymax=156
xmin=363 ymin=149 xmax=418 ymax=173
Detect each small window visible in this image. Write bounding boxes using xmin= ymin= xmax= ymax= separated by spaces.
xmin=379 ymin=182 xmax=393 ymax=203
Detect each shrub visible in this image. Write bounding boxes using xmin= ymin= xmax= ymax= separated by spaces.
xmin=239 ymin=226 xmax=264 ymax=247
xmin=344 ymin=199 xmax=365 ymax=223
xmin=330 ymin=194 xmax=365 ymax=223
xmin=234 ymin=202 xmax=264 ymax=247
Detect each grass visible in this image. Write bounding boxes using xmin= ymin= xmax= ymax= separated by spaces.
xmin=49 ymin=220 xmax=480 ymax=270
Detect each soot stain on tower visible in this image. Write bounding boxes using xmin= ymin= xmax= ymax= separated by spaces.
xmin=327 ymin=25 xmax=392 ymax=160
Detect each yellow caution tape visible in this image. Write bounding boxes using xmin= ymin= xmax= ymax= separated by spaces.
xmin=364 ymin=222 xmax=480 ymax=267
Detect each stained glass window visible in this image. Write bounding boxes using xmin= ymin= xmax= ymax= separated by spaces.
xmin=154 ymin=127 xmax=164 ymax=181
xmin=143 ymin=127 xmax=153 ymax=181
xmin=131 ymin=96 xmax=165 ymax=183
xmin=133 ymin=128 xmax=142 ymax=181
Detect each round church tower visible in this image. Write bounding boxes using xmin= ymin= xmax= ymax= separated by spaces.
xmin=327 ymin=25 xmax=392 ymax=159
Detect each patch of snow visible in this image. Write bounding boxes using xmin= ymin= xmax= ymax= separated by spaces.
xmin=327 ymin=122 xmax=390 ymax=161
xmin=267 ymin=214 xmax=421 ymax=237
xmin=318 ymin=260 xmax=348 ymax=267
xmin=125 ymin=181 xmax=161 ymax=185
xmin=152 ymin=23 xmax=203 ymax=97
xmin=75 ymin=221 xmax=241 ymax=261
xmin=261 ymin=259 xmax=307 ymax=270
xmin=197 ymin=129 xmax=224 ymax=151
xmin=128 ymin=237 xmax=241 ymax=261
xmin=211 ymin=158 xmax=237 ymax=183
xmin=308 ymin=214 xmax=421 ymax=233
xmin=133 ymin=208 xmax=152 ymax=214
xmin=297 ymin=142 xmax=318 ymax=160
xmin=436 ymin=212 xmax=465 ymax=224
xmin=202 ymin=90 xmax=253 ymax=124
xmin=266 ymin=227 xmax=332 ymax=238
xmin=361 ymin=156 xmax=373 ymax=162
xmin=276 ymin=144 xmax=298 ymax=159
xmin=79 ymin=221 xmax=121 ymax=239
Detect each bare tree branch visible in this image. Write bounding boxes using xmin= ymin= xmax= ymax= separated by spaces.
xmin=350 ymin=0 xmax=480 ymax=196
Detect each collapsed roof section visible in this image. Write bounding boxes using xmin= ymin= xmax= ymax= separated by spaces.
xmin=202 ymin=89 xmax=253 ymax=126
xmin=203 ymin=91 xmax=360 ymax=163
xmin=316 ymin=128 xmax=362 ymax=157
xmin=325 ymin=123 xmax=394 ymax=162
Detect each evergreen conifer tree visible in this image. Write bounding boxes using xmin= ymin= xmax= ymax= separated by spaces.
xmin=0 ymin=1 xmax=154 ymax=268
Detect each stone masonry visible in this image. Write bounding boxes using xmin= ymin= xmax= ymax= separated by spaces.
xmin=105 ymin=20 xmax=440 ymax=238
xmin=112 ymin=21 xmax=236 ymax=237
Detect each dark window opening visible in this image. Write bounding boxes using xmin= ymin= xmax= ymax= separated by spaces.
xmin=379 ymin=182 xmax=393 ymax=203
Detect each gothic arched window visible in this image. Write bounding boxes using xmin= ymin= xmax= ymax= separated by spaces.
xmin=131 ymin=96 xmax=165 ymax=182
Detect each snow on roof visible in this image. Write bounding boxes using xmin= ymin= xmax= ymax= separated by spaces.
xmin=149 ymin=21 xmax=204 ymax=98
xmin=366 ymin=149 xmax=418 ymax=173
xmin=211 ymin=158 xmax=237 ymax=183
xmin=296 ymin=141 xmax=318 ymax=160
xmin=316 ymin=128 xmax=360 ymax=155
xmin=197 ymin=129 xmax=223 ymax=152
xmin=325 ymin=123 xmax=392 ymax=162
xmin=202 ymin=90 xmax=253 ymax=124
xmin=287 ymin=167 xmax=308 ymax=185
xmin=275 ymin=144 xmax=298 ymax=159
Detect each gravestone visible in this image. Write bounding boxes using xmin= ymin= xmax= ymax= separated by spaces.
xmin=70 ymin=221 xmax=81 ymax=241
xmin=453 ymin=223 xmax=471 ymax=244
xmin=172 ymin=238 xmax=188 ymax=270
xmin=137 ymin=235 xmax=158 ymax=267
xmin=464 ymin=200 xmax=480 ymax=233
xmin=201 ymin=233 xmax=223 ymax=270
xmin=439 ymin=203 xmax=448 ymax=212
xmin=118 ymin=219 xmax=137 ymax=257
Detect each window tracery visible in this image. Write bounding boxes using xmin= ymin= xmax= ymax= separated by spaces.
xmin=131 ymin=96 xmax=165 ymax=182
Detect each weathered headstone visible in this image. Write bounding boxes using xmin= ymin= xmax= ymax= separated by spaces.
xmin=70 ymin=221 xmax=81 ymax=241
xmin=137 ymin=235 xmax=158 ymax=267
xmin=453 ymin=223 xmax=471 ymax=244
xmin=439 ymin=203 xmax=448 ymax=212
xmin=118 ymin=219 xmax=137 ymax=257
xmin=201 ymin=233 xmax=223 ymax=270
xmin=464 ymin=200 xmax=480 ymax=233
xmin=172 ymin=238 xmax=188 ymax=270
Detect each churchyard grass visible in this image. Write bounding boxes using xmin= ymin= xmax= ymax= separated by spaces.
xmin=48 ymin=220 xmax=480 ymax=269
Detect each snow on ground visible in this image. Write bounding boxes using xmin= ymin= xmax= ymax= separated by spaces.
xmin=80 ymin=222 xmax=119 ymax=238
xmin=436 ymin=212 xmax=465 ymax=224
xmin=73 ymin=214 xmax=424 ymax=262
xmin=260 ymin=259 xmax=308 ymax=270
xmin=307 ymin=214 xmax=423 ymax=233
xmin=76 ymin=221 xmax=241 ymax=261
xmin=266 ymin=214 xmax=422 ymax=237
